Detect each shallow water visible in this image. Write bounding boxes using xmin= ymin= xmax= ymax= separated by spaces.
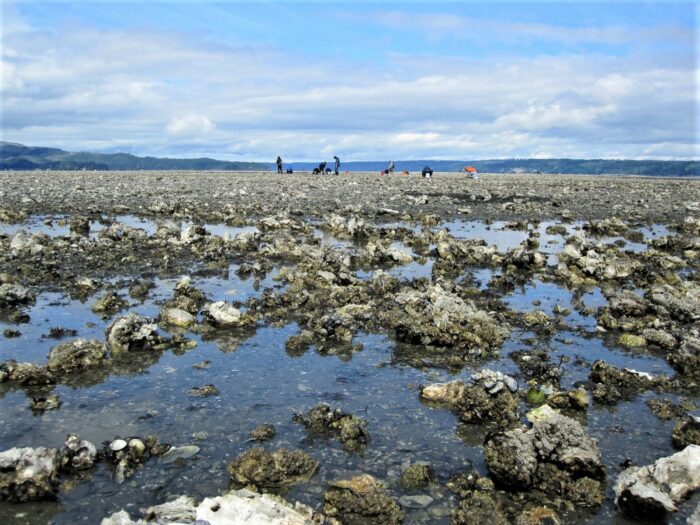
xmin=0 ymin=215 xmax=696 ymax=524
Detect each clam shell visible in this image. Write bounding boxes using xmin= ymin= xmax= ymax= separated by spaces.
xmin=109 ymin=439 xmax=127 ymax=451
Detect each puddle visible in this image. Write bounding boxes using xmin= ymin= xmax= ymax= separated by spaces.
xmin=0 ymin=214 xmax=696 ymax=525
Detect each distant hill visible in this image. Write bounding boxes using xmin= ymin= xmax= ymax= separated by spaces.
xmin=1 ymin=142 xmax=696 ymax=176
xmin=289 ymin=159 xmax=698 ymax=177
xmin=0 ymin=142 xmax=270 ymax=171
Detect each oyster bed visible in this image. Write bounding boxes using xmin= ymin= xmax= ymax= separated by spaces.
xmin=0 ymin=171 xmax=699 ymax=524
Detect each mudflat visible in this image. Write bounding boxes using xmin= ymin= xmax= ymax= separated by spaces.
xmin=0 ymin=170 xmax=699 ymax=524
xmin=1 ymin=171 xmax=697 ymax=222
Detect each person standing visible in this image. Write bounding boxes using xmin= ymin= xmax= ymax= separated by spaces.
xmin=276 ymin=156 xmax=283 ymax=174
xmin=333 ymin=155 xmax=340 ymax=175
xmin=387 ymin=160 xmax=395 ymax=174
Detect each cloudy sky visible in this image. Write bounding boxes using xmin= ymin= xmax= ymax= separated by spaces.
xmin=1 ymin=1 xmax=697 ymax=161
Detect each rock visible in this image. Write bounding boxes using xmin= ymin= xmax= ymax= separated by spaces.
xmin=546 ymin=388 xmax=590 ymax=411
xmin=227 ymin=448 xmax=319 ymax=490
xmin=0 ymin=283 xmax=35 ymax=307
xmin=643 ymin=328 xmax=677 ymax=349
xmin=293 ymin=404 xmax=370 ymax=450
xmin=669 ymin=336 xmax=700 ymax=379
xmin=0 ymin=447 xmax=59 ymax=501
xmin=46 ymin=338 xmax=107 ymax=373
xmin=646 ymin=398 xmax=689 ymax=420
xmin=484 ymin=413 xmax=606 ymax=507
xmin=459 ymin=370 xmax=519 ymax=426
xmin=188 ymin=384 xmax=219 ymax=397
xmin=451 ymin=491 xmax=507 ymax=525
xmin=92 ymin=292 xmax=129 ymax=318
xmin=29 ymin=394 xmax=61 ymax=412
xmin=106 ymin=313 xmax=162 ymax=354
xmin=514 ymin=506 xmax=561 ymax=525
xmin=673 ymin=417 xmax=700 ymax=449
xmin=197 ymin=489 xmax=323 ymax=525
xmin=128 ymin=280 xmax=154 ymax=301
xmin=250 ymin=424 xmax=276 ymax=441
xmin=324 ymin=474 xmax=404 ymax=525
xmin=159 ymin=308 xmax=196 ymax=329
xmin=100 ymin=510 xmax=138 ymax=525
xmin=526 ymin=404 xmax=559 ymax=423
xmin=69 ymin=216 xmax=90 ymax=235
xmin=0 ymin=360 xmax=54 ymax=385
xmin=419 ymin=380 xmax=466 ymax=405
xmin=399 ymin=463 xmax=434 ymax=491
xmin=141 ymin=495 xmax=197 ymax=522
xmin=10 ymin=230 xmax=44 ymax=254
xmin=201 ymin=301 xmax=250 ymax=327
xmin=180 ymin=224 xmax=209 ymax=244
xmin=618 ymin=334 xmax=647 ymax=348
xmin=61 ymin=434 xmax=97 ymax=471
xmin=589 ymin=360 xmax=668 ymax=403
xmin=614 ymin=445 xmax=700 ymax=519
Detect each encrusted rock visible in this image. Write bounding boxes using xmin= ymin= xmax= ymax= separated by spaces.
xmin=293 ymin=404 xmax=370 ymax=451
xmin=589 ymin=360 xmax=668 ymax=403
xmin=159 ymin=307 xmax=196 ymax=329
xmin=250 ymin=424 xmax=276 ymax=442
xmin=484 ymin=412 xmax=606 ymax=507
xmin=0 ymin=447 xmax=60 ymax=501
xmin=188 ymin=384 xmax=219 ymax=397
xmin=106 ymin=313 xmax=162 ymax=354
xmin=91 ymin=291 xmax=129 ymax=318
xmin=0 ymin=360 xmax=54 ymax=385
xmin=399 ymin=463 xmax=434 ymax=491
xmin=673 ymin=417 xmax=700 ymax=449
xmin=46 ymin=338 xmax=107 ymax=374
xmin=227 ymin=448 xmax=319 ymax=490
xmin=324 ymin=474 xmax=404 ymax=525
xmin=0 ymin=283 xmax=35 ymax=308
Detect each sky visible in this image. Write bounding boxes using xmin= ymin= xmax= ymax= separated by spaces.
xmin=1 ymin=1 xmax=698 ymax=161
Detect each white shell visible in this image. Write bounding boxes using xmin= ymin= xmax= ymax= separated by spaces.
xmin=109 ymin=439 xmax=127 ymax=451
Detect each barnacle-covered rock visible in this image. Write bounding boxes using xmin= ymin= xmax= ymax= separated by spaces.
xmin=227 ymin=448 xmax=319 ymax=490
xmin=324 ymin=474 xmax=404 ymax=525
xmin=293 ymin=404 xmax=370 ymax=451
xmin=484 ymin=412 xmax=605 ymax=507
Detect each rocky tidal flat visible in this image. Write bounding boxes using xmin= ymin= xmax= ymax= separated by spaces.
xmin=0 ymin=171 xmax=699 ymax=524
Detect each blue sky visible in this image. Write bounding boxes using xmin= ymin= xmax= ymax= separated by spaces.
xmin=1 ymin=1 xmax=697 ymax=160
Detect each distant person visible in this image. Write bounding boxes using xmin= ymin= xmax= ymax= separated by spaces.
xmin=422 ymin=166 xmax=433 ymax=179
xmin=276 ymin=156 xmax=283 ymax=174
xmin=333 ymin=155 xmax=340 ymax=175
xmin=318 ymin=161 xmax=327 ymax=174
xmin=387 ymin=160 xmax=395 ymax=174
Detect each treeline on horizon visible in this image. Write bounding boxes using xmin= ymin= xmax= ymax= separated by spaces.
xmin=1 ymin=142 xmax=697 ymax=176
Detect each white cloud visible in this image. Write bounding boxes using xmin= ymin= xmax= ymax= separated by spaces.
xmin=0 ymin=10 xmax=696 ymax=161
xmin=166 ymin=115 xmax=216 ymax=136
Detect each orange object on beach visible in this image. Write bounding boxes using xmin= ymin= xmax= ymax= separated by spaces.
xmin=402 ymin=170 xmax=409 ymax=175
xmin=465 ymin=166 xmax=478 ymax=173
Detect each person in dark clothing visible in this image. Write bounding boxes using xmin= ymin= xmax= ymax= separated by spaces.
xmin=318 ymin=161 xmax=327 ymax=174
xmin=422 ymin=166 xmax=433 ymax=179
xmin=333 ymin=155 xmax=340 ymax=175
xmin=276 ymin=156 xmax=283 ymax=174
